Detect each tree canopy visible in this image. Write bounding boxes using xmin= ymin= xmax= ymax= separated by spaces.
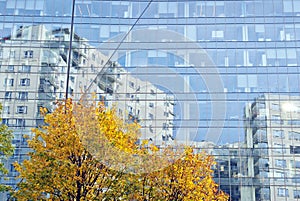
xmin=12 ymin=99 xmax=228 ymax=201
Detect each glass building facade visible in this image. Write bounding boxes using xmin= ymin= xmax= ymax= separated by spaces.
xmin=1 ymin=0 xmax=300 ymax=200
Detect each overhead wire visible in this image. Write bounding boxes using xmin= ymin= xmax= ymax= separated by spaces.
xmin=82 ymin=0 xmax=153 ymax=98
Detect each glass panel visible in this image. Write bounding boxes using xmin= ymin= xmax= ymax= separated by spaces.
xmin=1 ymin=1 xmax=300 ymax=200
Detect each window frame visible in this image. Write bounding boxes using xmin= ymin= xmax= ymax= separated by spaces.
xmin=17 ymin=92 xmax=28 ymax=101
xmin=24 ymin=50 xmax=33 ymax=58
xmin=16 ymin=106 xmax=27 ymax=114
xmin=19 ymin=78 xmax=30 ymax=86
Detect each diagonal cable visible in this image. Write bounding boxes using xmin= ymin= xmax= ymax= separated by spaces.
xmin=82 ymin=0 xmax=153 ymax=98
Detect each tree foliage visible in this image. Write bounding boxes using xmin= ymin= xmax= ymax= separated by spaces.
xmin=134 ymin=148 xmax=228 ymax=201
xmin=12 ymin=99 xmax=228 ymax=201
xmin=0 ymin=104 xmax=14 ymax=192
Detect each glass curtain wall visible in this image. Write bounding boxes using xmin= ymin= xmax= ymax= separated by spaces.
xmin=1 ymin=0 xmax=300 ymax=200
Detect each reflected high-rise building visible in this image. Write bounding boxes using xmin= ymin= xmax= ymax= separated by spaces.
xmin=1 ymin=1 xmax=300 ymax=200
xmin=244 ymin=94 xmax=300 ymax=201
xmin=0 ymin=24 xmax=175 ymax=199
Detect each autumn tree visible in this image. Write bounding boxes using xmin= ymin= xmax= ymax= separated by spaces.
xmin=12 ymin=99 xmax=141 ymax=200
xmin=0 ymin=103 xmax=14 ymax=192
xmin=12 ymin=99 xmax=228 ymax=201
xmin=132 ymin=147 xmax=229 ymax=201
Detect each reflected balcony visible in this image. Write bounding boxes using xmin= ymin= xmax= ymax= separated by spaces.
xmin=251 ymin=116 xmax=267 ymax=129
xmin=251 ymin=102 xmax=266 ymax=120
xmin=97 ymin=80 xmax=114 ymax=94
xmin=40 ymin=75 xmax=58 ymax=89
xmin=41 ymin=56 xmax=58 ymax=67
xmin=253 ymin=129 xmax=267 ymax=143
xmin=253 ymin=142 xmax=269 ymax=157
xmin=103 ymin=68 xmax=117 ymax=82
xmin=254 ymin=158 xmax=269 ymax=171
